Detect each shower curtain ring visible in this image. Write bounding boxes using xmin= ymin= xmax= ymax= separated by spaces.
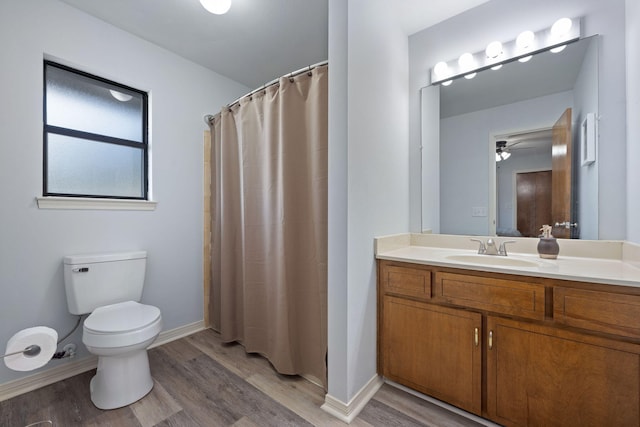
xmin=307 ymin=65 xmax=312 ymax=76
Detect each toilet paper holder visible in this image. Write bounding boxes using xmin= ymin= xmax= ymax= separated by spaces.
xmin=1 ymin=345 xmax=41 ymax=358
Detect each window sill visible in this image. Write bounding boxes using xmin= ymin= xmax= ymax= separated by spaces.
xmin=36 ymin=197 xmax=157 ymax=211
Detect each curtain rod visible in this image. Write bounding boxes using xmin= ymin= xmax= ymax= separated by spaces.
xmin=204 ymin=60 xmax=328 ymax=125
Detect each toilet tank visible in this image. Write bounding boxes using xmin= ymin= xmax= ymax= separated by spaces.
xmin=63 ymin=251 xmax=147 ymax=315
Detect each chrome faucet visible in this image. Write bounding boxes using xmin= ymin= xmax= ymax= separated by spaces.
xmin=470 ymin=238 xmax=516 ymax=256
xmin=485 ymin=238 xmax=499 ymax=255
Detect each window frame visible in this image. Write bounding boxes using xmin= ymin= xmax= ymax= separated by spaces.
xmin=43 ymin=61 xmax=149 ymax=200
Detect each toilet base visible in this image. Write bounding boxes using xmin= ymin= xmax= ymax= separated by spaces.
xmin=90 ymin=349 xmax=154 ymax=410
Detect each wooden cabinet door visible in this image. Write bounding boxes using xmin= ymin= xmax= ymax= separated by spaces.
xmin=486 ymin=316 xmax=640 ymax=427
xmin=382 ymin=296 xmax=482 ymax=415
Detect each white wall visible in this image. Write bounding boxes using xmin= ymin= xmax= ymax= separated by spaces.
xmin=0 ymin=0 xmax=248 ymax=385
xmin=627 ymin=0 xmax=640 ymax=244
xmin=409 ymin=0 xmax=628 ymax=240
xmin=439 ymin=91 xmax=573 ymax=236
xmin=327 ymin=0 xmax=410 ymax=404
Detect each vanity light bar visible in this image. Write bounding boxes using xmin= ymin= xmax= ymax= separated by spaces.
xmin=430 ymin=17 xmax=582 ymax=86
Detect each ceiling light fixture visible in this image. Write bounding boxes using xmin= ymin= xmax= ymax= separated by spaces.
xmin=429 ymin=17 xmax=581 ymax=86
xmin=200 ymin=0 xmax=231 ymax=15
xmin=109 ymin=89 xmax=132 ymax=102
xmin=496 ymin=151 xmax=511 ymax=161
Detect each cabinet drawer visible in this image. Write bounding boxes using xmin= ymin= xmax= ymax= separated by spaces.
xmin=380 ymin=263 xmax=431 ymax=300
xmin=434 ymin=272 xmax=545 ymax=320
xmin=554 ymin=287 xmax=640 ymax=339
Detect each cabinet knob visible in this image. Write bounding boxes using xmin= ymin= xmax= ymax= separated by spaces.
xmin=489 ymin=330 xmax=493 ymax=349
xmin=474 ymin=327 xmax=479 ymax=347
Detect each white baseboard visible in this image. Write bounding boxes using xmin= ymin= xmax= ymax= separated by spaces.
xmin=0 ymin=320 xmax=206 ymax=402
xmin=150 ymin=320 xmax=206 ymax=349
xmin=321 ymin=374 xmax=383 ymax=424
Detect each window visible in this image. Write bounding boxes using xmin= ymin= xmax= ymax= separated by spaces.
xmin=43 ymin=61 xmax=148 ymax=199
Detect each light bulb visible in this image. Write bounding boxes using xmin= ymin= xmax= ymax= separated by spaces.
xmin=551 ymin=18 xmax=572 ymax=37
xmin=442 ymin=80 xmax=453 ymax=86
xmin=485 ymin=41 xmax=503 ymax=59
xmin=464 ymin=73 xmax=477 ymax=79
xmin=434 ymin=61 xmax=450 ymax=79
xmin=491 ymin=64 xmax=503 ymax=71
xmin=516 ymin=31 xmax=535 ymax=49
xmin=458 ymin=53 xmax=476 ymax=70
xmin=550 ymin=45 xmax=567 ymax=53
xmin=200 ymin=0 xmax=231 ymax=15
xmin=518 ymin=55 xmax=533 ymax=63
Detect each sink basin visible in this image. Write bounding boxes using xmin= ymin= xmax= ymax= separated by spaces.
xmin=445 ymin=254 xmax=540 ymax=268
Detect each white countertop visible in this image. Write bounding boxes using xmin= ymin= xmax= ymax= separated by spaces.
xmin=375 ymin=234 xmax=640 ymax=288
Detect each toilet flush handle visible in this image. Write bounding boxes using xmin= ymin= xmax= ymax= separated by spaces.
xmin=72 ymin=267 xmax=89 ymax=273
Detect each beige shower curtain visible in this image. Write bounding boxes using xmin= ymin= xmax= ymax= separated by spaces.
xmin=209 ymin=64 xmax=328 ymax=387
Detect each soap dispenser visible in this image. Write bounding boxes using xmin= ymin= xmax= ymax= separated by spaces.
xmin=537 ymin=224 xmax=559 ymax=259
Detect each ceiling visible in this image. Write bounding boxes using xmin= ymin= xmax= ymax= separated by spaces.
xmin=57 ymin=0 xmax=488 ymax=90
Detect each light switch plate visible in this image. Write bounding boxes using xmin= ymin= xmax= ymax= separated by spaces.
xmin=472 ymin=206 xmax=487 ymax=217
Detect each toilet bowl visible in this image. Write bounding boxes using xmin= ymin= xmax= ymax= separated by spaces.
xmin=63 ymin=251 xmax=162 ymax=410
xmin=82 ymin=301 xmax=162 ymax=409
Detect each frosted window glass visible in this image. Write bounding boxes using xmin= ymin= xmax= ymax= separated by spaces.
xmin=47 ymin=134 xmax=144 ymax=198
xmin=45 ymin=65 xmax=144 ymax=142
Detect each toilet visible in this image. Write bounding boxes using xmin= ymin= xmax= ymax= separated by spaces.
xmin=63 ymin=251 xmax=162 ymax=410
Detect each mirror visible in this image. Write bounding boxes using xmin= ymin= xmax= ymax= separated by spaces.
xmin=421 ymin=35 xmax=599 ymax=239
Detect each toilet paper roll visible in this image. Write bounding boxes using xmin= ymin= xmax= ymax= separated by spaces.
xmin=4 ymin=327 xmax=58 ymax=371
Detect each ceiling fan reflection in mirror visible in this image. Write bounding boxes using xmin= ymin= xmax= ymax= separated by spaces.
xmin=496 ymin=140 xmax=511 ymax=161
xmin=496 ymin=128 xmax=553 ymax=162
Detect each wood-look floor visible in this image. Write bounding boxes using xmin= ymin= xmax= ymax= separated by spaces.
xmin=0 ymin=329 xmax=485 ymax=427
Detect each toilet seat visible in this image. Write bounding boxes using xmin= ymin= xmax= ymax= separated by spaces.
xmin=83 ymin=301 xmax=162 ymax=349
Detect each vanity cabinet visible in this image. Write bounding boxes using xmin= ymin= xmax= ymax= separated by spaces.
xmin=377 ymin=259 xmax=640 ymax=427
xmin=486 ymin=316 xmax=640 ymax=427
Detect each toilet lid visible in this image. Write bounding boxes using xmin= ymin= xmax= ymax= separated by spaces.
xmin=84 ymin=301 xmax=161 ymax=334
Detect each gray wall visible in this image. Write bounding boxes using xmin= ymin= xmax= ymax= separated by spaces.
xmin=409 ymin=0 xmax=628 ymax=240
xmin=0 ymin=0 xmax=248 ymax=385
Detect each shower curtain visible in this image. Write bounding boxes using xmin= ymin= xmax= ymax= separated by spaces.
xmin=209 ymin=64 xmax=328 ymax=387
